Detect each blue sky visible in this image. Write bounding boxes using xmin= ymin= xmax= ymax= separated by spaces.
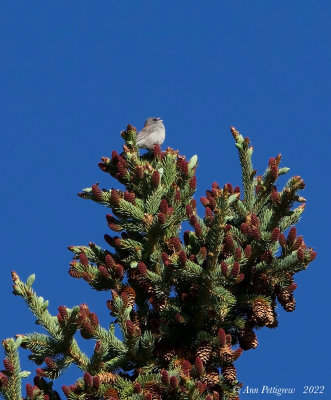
xmin=1 ymin=1 xmax=330 ymax=397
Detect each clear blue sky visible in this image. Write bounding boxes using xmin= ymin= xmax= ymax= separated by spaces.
xmin=1 ymin=1 xmax=330 ymax=397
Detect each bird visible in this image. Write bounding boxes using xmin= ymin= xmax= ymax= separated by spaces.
xmin=136 ymin=117 xmax=165 ymax=150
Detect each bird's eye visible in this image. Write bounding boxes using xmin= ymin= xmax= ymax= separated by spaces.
xmin=153 ymin=118 xmax=158 ymax=121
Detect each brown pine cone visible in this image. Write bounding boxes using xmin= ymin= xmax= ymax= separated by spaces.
xmin=252 ymin=298 xmax=274 ymax=326
xmin=265 ymin=310 xmax=278 ymax=328
xmin=283 ymin=295 xmax=296 ymax=312
xmin=221 ymin=364 xmax=237 ymax=383
xmin=239 ymin=329 xmax=258 ymax=350
xmin=219 ymin=345 xmax=233 ymax=363
xmin=120 ymin=286 xmax=136 ymax=307
xmin=196 ymin=342 xmax=212 ymax=363
xmin=202 ymin=370 xmax=220 ymax=387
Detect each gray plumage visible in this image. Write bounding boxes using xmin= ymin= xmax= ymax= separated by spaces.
xmin=136 ymin=117 xmax=165 ymax=150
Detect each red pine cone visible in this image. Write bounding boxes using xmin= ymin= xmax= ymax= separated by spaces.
xmin=161 ymin=370 xmax=170 ymax=385
xmin=151 ymin=170 xmax=160 ymax=187
xmin=287 ymin=227 xmax=297 ymax=244
xmin=293 ymin=236 xmax=303 ymax=250
xmin=270 ymin=165 xmax=278 ymax=181
xmin=232 ymin=262 xmax=240 ymax=276
xmin=244 ymin=245 xmax=252 ymax=258
xmin=153 ymin=144 xmax=161 ymax=157
xmin=89 ymin=312 xmax=99 ymax=327
xmin=93 ymin=376 xmax=100 ymax=390
xmin=114 ymin=264 xmax=124 ymax=278
xmin=133 ymin=383 xmax=141 ymax=393
xmin=3 ymin=359 xmax=14 ymax=373
xmin=221 ymin=262 xmax=228 ymax=276
xmin=168 ymin=237 xmax=182 ymax=252
xmin=190 ymin=214 xmax=198 ymax=226
xmin=44 ymin=357 xmax=57 ymax=370
xmin=287 ymin=282 xmax=297 ymax=292
xmin=175 ymin=190 xmax=181 ymax=201
xmin=271 ymin=227 xmax=280 ymax=241
xmin=62 ymin=386 xmax=71 ymax=397
xmin=170 ymin=376 xmax=178 ymax=388
xmin=111 ymin=150 xmax=119 ymax=162
xmin=124 ymin=191 xmax=135 ymax=204
xmin=160 ymin=199 xmax=168 ymax=214
xmin=134 ymin=166 xmax=144 ymax=180
xmin=232 ymin=347 xmax=243 ymax=361
xmin=240 ymin=223 xmax=251 ymax=235
xmin=79 ymin=252 xmax=89 ymax=266
xmin=179 ymin=251 xmax=187 ymax=265
xmin=105 ymin=254 xmax=115 ymax=269
xmin=218 ymin=328 xmax=226 ymax=347
xmin=208 ymin=197 xmax=216 ymax=210
xmin=234 ymin=248 xmax=242 ymax=260
xmin=195 ymin=356 xmax=204 ymax=376
xmin=279 ymin=233 xmax=286 ymax=247
xmin=309 ymin=251 xmax=317 ymax=261
xmin=179 ymin=159 xmax=189 ymax=175
xmin=225 ymin=235 xmax=234 ymax=251
xmin=200 ymin=197 xmax=209 ymax=207
xmin=251 ymin=226 xmax=261 ymax=239
xmin=181 ymin=360 xmax=192 ymax=375
xmin=26 ymin=383 xmax=34 ymax=398
xmin=58 ymin=305 xmax=68 ymax=320
xmin=92 ymin=184 xmax=103 ymax=201
xmin=84 ymin=372 xmax=93 ymax=388
xmin=195 ymin=223 xmax=203 ymax=237
xmin=117 ymin=160 xmax=127 ymax=177
xmin=138 ymin=262 xmax=147 ymax=275
xmin=158 ymin=213 xmax=166 ymax=224
xmin=186 ymin=204 xmax=193 ymax=216
xmin=297 ymin=247 xmax=305 ymax=262
xmin=126 ymin=320 xmax=135 ymax=336
xmin=161 ymin=252 xmax=169 ymax=264
xmin=189 ymin=176 xmax=197 ymax=190
xmin=270 ymin=188 xmax=280 ymax=203
xmin=110 ymin=190 xmax=120 ymax=206
xmin=250 ymin=213 xmax=259 ymax=226
xmin=198 ymin=382 xmax=207 ymax=394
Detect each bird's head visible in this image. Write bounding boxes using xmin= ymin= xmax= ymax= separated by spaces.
xmin=144 ymin=117 xmax=163 ymax=126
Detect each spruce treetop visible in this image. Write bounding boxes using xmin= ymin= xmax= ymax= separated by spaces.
xmin=1 ymin=124 xmax=316 ymax=400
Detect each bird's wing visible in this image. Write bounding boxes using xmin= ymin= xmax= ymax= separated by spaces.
xmin=136 ymin=125 xmax=156 ymax=142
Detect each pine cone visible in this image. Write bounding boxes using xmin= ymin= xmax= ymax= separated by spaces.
xmin=252 ymin=298 xmax=273 ymax=325
xmin=221 ymin=364 xmax=237 ymax=383
xmin=219 ymin=345 xmax=233 ymax=363
xmin=239 ymin=329 xmax=258 ymax=350
xmin=121 ymin=286 xmax=136 ymax=307
xmin=196 ymin=343 xmax=212 ymax=363
xmin=144 ymin=382 xmax=161 ymax=399
xmin=265 ymin=310 xmax=279 ymax=328
xmin=253 ymin=273 xmax=270 ymax=294
xmin=283 ymin=296 xmax=296 ymax=312
xmin=202 ymin=371 xmax=220 ymax=387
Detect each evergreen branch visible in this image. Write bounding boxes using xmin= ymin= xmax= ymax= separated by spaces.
xmin=11 ymin=272 xmax=61 ymax=340
xmin=1 ymin=337 xmax=24 ymax=400
xmin=231 ymin=127 xmax=255 ymax=209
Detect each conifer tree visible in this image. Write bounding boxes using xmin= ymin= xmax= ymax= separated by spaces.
xmin=1 ymin=124 xmax=316 ymax=400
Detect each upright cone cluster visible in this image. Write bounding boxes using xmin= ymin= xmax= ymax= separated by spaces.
xmin=1 ymin=124 xmax=316 ymax=400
